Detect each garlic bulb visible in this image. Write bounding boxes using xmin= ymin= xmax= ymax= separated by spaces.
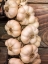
xmin=5 ymin=20 xmax=21 ymax=37
xmin=17 ymin=5 xmax=35 ymax=25
xmin=20 ymin=45 xmax=38 ymax=63
xmin=21 ymin=25 xmax=38 ymax=44
xmin=5 ymin=38 xmax=21 ymax=55
xmin=4 ymin=0 xmax=18 ymax=18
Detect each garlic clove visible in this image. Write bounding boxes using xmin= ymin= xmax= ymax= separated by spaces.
xmin=29 ymin=25 xmax=39 ymax=35
xmin=30 ymin=36 xmax=37 ymax=44
xmin=32 ymin=59 xmax=41 ymax=64
xmin=32 ymin=27 xmax=39 ymax=35
xmin=17 ymin=13 xmax=25 ymax=21
xmin=34 ymin=36 xmax=41 ymax=47
xmin=21 ymin=26 xmax=32 ymax=37
xmin=8 ymin=58 xmax=24 ymax=64
xmin=30 ymin=53 xmax=38 ymax=62
xmin=34 ymin=41 xmax=40 ymax=47
xmin=5 ymin=25 xmax=9 ymax=32
xmin=29 ymin=15 xmax=35 ymax=24
xmin=32 ymin=45 xmax=38 ymax=53
xmin=21 ymin=56 xmax=30 ymax=63
xmin=20 ymin=18 xmax=29 ymax=25
xmin=23 ymin=5 xmax=29 ymax=13
xmin=8 ymin=50 xmax=14 ymax=55
xmin=37 ymin=36 xmax=41 ymax=42
xmin=21 ymin=45 xmax=32 ymax=55
xmin=12 ymin=48 xmax=21 ymax=55
xmin=8 ymin=8 xmax=18 ymax=18
xmin=18 ymin=7 xmax=25 ymax=13
xmin=28 ymin=6 xmax=34 ymax=14
xmin=21 ymin=35 xmax=30 ymax=44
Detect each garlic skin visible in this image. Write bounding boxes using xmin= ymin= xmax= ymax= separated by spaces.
xmin=20 ymin=45 xmax=38 ymax=63
xmin=21 ymin=25 xmax=39 ymax=44
xmin=4 ymin=0 xmax=18 ymax=18
xmin=5 ymin=38 xmax=21 ymax=55
xmin=5 ymin=20 xmax=21 ymax=37
xmin=17 ymin=5 xmax=35 ymax=25
xmin=8 ymin=58 xmax=24 ymax=64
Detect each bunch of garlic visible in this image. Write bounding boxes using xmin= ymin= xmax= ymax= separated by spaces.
xmin=4 ymin=0 xmax=41 ymax=64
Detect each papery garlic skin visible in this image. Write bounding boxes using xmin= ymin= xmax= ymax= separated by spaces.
xmin=5 ymin=20 xmax=21 ymax=37
xmin=5 ymin=38 xmax=21 ymax=55
xmin=8 ymin=58 xmax=24 ymax=64
xmin=4 ymin=0 xmax=18 ymax=18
